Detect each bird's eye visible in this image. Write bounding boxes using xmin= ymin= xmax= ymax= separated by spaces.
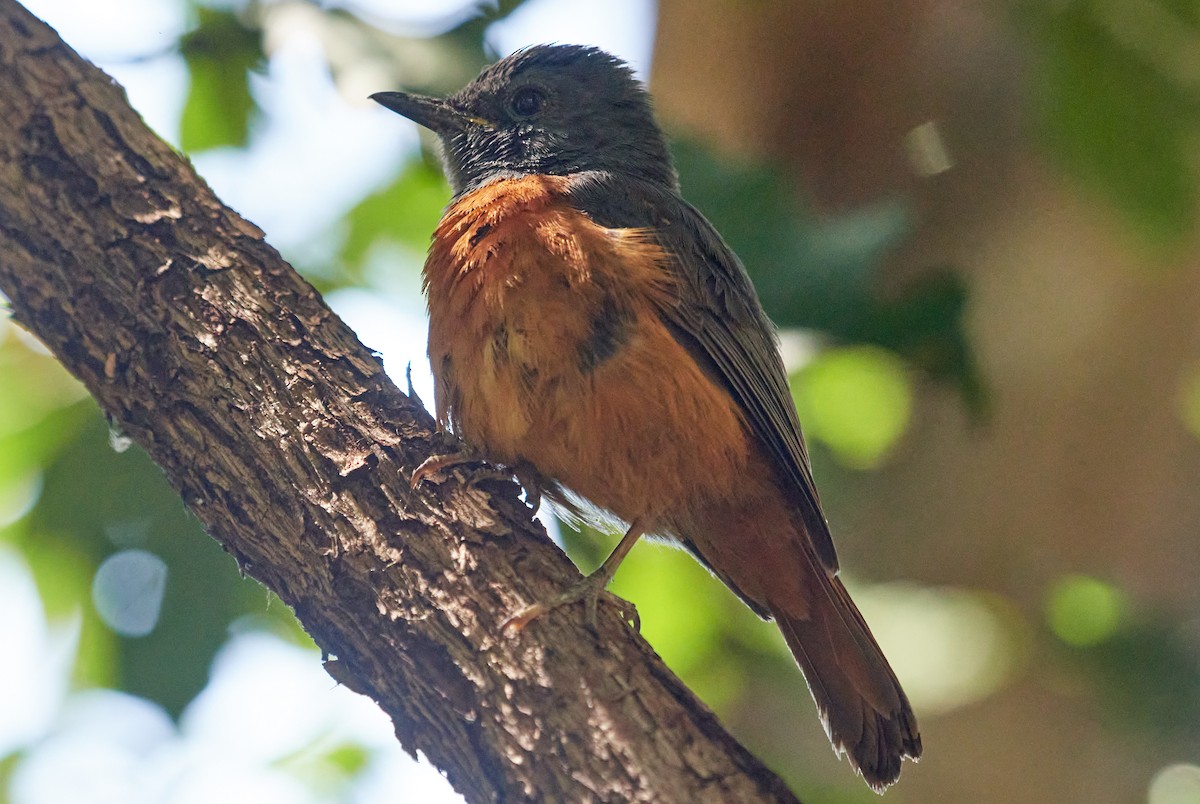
xmin=510 ymin=86 xmax=545 ymax=118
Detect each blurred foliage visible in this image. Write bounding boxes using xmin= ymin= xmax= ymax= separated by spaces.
xmin=790 ymin=346 xmax=913 ymax=469
xmin=1150 ymin=764 xmax=1200 ymax=803
xmin=280 ymin=740 xmax=372 ymax=795
xmin=28 ymin=415 xmax=289 ymax=715
xmin=338 ymin=157 xmax=448 ymax=283
xmin=1052 ymin=602 xmax=1200 ymax=742
xmin=1046 ymin=574 xmax=1127 ymax=647
xmin=1044 ymin=572 xmax=1200 ymax=743
xmin=1019 ymin=0 xmax=1200 ymax=246
xmin=673 ymin=142 xmax=986 ymax=415
xmin=1087 ymin=621 xmax=1200 ymax=740
xmin=179 ymin=5 xmax=264 ymax=152
xmin=0 ymin=328 xmax=305 ymax=716
xmin=0 ymin=334 xmax=90 ymax=492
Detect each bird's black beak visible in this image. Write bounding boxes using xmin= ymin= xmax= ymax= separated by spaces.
xmin=370 ymin=91 xmax=481 ymax=137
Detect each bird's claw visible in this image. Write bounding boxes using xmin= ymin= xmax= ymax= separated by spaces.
xmin=410 ymin=451 xmax=476 ymax=489
xmin=501 ymin=575 xmax=639 ymax=635
xmin=411 ymin=453 xmax=543 ymax=513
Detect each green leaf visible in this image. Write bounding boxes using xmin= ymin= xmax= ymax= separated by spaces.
xmin=322 ymin=743 xmax=370 ymax=776
xmin=340 ymin=158 xmax=450 ymax=273
xmin=0 ymin=335 xmax=91 ymax=489
xmin=673 ymin=140 xmax=910 ymax=332
xmin=791 ymin=346 xmax=914 ymax=469
xmin=179 ymin=6 xmax=264 ymax=153
xmin=560 ymin=523 xmax=769 ymax=708
xmin=610 ymin=542 xmax=727 ymax=675
xmin=1026 ymin=2 xmax=1200 ymax=243
xmin=1045 ymin=574 xmax=1126 ymax=647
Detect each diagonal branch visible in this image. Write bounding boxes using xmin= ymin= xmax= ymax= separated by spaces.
xmin=0 ymin=2 xmax=801 ymax=802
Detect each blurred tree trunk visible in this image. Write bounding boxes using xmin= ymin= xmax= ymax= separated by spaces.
xmin=654 ymin=2 xmax=1200 ymax=802
xmin=0 ymin=2 xmax=805 ymax=802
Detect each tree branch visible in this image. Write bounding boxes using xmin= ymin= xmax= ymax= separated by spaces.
xmin=0 ymin=3 xmax=801 ymax=801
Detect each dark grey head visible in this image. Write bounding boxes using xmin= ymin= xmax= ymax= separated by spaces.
xmin=371 ymin=45 xmax=677 ymax=196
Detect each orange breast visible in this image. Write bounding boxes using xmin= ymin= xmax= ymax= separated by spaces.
xmin=423 ymin=175 xmax=751 ymax=527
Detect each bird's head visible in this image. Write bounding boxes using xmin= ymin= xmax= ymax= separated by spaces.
xmin=372 ymin=45 xmax=676 ymax=196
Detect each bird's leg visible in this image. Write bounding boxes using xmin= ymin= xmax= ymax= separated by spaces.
xmin=503 ymin=518 xmax=646 ymax=634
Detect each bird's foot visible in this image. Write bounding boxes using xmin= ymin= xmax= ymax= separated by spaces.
xmin=411 ymin=452 xmax=544 ymax=513
xmin=502 ymin=570 xmax=639 ymax=635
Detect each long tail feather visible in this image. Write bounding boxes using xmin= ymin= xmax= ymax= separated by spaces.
xmin=770 ymin=575 xmax=921 ymax=792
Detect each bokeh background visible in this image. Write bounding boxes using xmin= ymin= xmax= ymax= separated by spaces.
xmin=2 ymin=0 xmax=1200 ymax=802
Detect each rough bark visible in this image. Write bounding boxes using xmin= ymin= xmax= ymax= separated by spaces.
xmin=0 ymin=3 xmax=802 ymax=802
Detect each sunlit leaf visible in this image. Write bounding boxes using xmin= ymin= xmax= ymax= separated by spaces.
xmin=0 ymin=405 xmax=88 ymax=497
xmin=1046 ymin=574 xmax=1126 ymax=647
xmin=560 ymin=522 xmax=769 ymax=708
xmin=341 ymin=157 xmax=449 ymax=272
xmin=179 ymin=6 xmax=264 ymax=153
xmin=323 ymin=743 xmax=370 ymax=776
xmin=230 ymin=602 xmax=319 ymax=650
xmin=0 ymin=337 xmax=91 ymax=490
xmin=790 ymin=345 xmax=913 ymax=469
xmin=610 ymin=542 xmax=726 ymax=674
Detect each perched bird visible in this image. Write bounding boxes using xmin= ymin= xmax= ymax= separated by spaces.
xmin=372 ymin=44 xmax=921 ymax=791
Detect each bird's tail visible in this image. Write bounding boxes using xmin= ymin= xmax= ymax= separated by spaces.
xmin=769 ymin=573 xmax=922 ymax=792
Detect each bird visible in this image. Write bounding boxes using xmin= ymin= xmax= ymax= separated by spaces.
xmin=372 ymin=44 xmax=921 ymax=792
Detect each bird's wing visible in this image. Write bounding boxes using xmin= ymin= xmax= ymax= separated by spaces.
xmin=565 ymin=172 xmax=838 ymax=572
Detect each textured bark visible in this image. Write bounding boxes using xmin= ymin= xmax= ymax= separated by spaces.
xmin=0 ymin=3 xmax=802 ymax=802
